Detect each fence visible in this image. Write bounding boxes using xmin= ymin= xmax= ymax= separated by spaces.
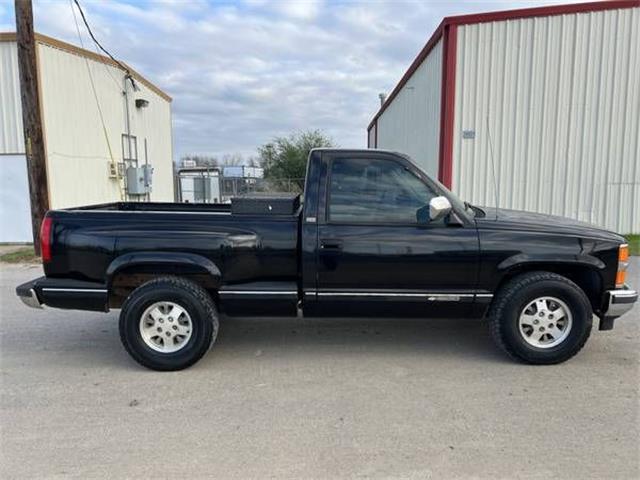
xmin=176 ymin=174 xmax=304 ymax=203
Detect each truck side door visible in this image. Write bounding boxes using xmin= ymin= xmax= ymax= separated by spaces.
xmin=308 ymin=151 xmax=480 ymax=318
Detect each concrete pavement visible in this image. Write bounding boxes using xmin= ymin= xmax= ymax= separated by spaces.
xmin=0 ymin=261 xmax=638 ymax=479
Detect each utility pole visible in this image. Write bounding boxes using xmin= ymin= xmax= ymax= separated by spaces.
xmin=15 ymin=0 xmax=49 ymax=254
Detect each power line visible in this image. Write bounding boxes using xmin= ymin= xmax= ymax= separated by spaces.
xmin=72 ymin=0 xmax=136 ymax=89
xmin=69 ymin=0 xmax=121 ymax=90
xmin=69 ymin=0 xmax=125 ymax=200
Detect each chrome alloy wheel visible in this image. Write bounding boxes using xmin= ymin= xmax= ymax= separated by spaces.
xmin=139 ymin=301 xmax=193 ymax=353
xmin=518 ymin=296 xmax=573 ymax=349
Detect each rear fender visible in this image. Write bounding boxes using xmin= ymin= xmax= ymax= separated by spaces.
xmin=106 ymin=252 xmax=222 ymax=290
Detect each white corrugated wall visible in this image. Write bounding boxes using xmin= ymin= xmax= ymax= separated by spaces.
xmin=0 ymin=41 xmax=25 ymax=155
xmin=1 ymin=41 xmax=31 ymax=242
xmin=0 ymin=154 xmax=32 ymax=242
xmin=376 ymin=38 xmax=443 ymax=178
xmin=452 ymin=7 xmax=639 ymax=233
xmin=37 ymin=41 xmax=174 ymax=208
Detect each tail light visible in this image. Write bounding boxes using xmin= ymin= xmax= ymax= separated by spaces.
xmin=40 ymin=216 xmax=53 ymax=263
xmin=615 ymin=243 xmax=629 ymax=288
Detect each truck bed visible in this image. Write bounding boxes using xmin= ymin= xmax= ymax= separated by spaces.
xmin=44 ymin=200 xmax=301 ymax=290
xmin=69 ymin=196 xmax=301 ymax=216
xmin=69 ymin=201 xmax=232 ymax=213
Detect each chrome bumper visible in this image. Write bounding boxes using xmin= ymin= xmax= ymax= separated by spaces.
xmin=19 ymin=288 xmax=43 ymax=309
xmin=604 ymin=287 xmax=638 ymax=319
xmin=16 ymin=277 xmax=108 ymax=312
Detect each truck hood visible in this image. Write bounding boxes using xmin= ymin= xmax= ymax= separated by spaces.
xmin=476 ymin=207 xmax=625 ymax=242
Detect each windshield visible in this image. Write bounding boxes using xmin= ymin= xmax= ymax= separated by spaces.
xmin=396 ymin=153 xmax=475 ymax=220
xmin=429 ymin=176 xmax=473 ymax=217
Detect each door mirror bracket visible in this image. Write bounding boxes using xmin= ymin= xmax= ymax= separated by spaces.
xmin=446 ymin=211 xmax=464 ymax=227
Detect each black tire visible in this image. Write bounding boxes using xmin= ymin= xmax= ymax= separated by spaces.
xmin=119 ymin=276 xmax=218 ymax=371
xmin=488 ymin=271 xmax=592 ymax=364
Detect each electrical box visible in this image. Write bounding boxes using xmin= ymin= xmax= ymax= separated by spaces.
xmin=108 ymin=162 xmax=125 ymax=178
xmin=143 ymin=164 xmax=153 ymax=193
xmin=126 ymin=165 xmax=153 ymax=195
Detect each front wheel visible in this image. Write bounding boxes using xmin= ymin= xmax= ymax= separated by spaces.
xmin=488 ymin=272 xmax=592 ymax=364
xmin=119 ymin=276 xmax=218 ymax=371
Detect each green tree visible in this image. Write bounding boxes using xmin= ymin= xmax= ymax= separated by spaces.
xmin=259 ymin=130 xmax=334 ymax=191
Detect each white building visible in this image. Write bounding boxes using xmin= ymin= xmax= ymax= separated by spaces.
xmin=368 ymin=1 xmax=639 ymax=233
xmin=178 ymin=167 xmax=221 ymax=204
xmin=0 ymin=32 xmax=174 ymax=242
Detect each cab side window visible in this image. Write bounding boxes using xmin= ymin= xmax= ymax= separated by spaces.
xmin=328 ymin=158 xmax=437 ymax=224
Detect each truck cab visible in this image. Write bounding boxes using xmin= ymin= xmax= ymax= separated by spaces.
xmin=301 ymin=149 xmax=480 ymax=319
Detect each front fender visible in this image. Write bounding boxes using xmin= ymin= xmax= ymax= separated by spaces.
xmin=497 ymin=253 xmax=606 ymax=272
xmin=494 ymin=254 xmax=606 ymax=310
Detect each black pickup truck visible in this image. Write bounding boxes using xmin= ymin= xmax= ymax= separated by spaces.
xmin=17 ymin=149 xmax=637 ymax=370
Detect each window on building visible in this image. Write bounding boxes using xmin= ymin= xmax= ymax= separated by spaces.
xmin=328 ymin=158 xmax=437 ymax=224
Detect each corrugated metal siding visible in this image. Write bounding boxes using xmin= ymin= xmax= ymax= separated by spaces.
xmin=37 ymin=42 xmax=174 ymax=208
xmin=0 ymin=41 xmax=25 ymax=154
xmin=452 ymin=7 xmax=639 ymax=233
xmin=376 ymin=38 xmax=443 ymax=178
xmin=0 ymin=154 xmax=32 ymax=242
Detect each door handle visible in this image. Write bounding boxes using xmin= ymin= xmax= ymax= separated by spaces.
xmin=320 ymin=239 xmax=343 ymax=251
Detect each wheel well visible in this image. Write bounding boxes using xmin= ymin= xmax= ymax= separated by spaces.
xmin=496 ymin=264 xmax=603 ymax=311
xmin=108 ymin=266 xmax=219 ymax=308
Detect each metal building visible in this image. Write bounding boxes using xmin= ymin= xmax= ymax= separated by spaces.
xmin=0 ymin=32 xmax=174 ymax=242
xmin=177 ymin=167 xmax=222 ymax=204
xmin=368 ymin=1 xmax=639 ymax=233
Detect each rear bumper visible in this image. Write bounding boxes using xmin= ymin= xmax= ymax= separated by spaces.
xmin=16 ymin=276 xmax=108 ymax=312
xmin=603 ymin=287 xmax=637 ymax=319
xmin=17 ymin=287 xmax=43 ymax=309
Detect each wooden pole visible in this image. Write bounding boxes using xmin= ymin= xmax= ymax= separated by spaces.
xmin=15 ymin=0 xmax=49 ymax=255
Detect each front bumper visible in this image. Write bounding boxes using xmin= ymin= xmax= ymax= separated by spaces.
xmin=604 ymin=287 xmax=638 ymax=319
xmin=599 ymin=286 xmax=638 ymax=330
xmin=16 ymin=276 xmax=108 ymax=312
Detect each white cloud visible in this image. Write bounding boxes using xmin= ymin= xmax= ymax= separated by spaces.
xmin=273 ymin=0 xmax=323 ymax=20
xmin=243 ymin=0 xmax=324 ymax=20
xmin=0 ymin=0 xmax=577 ymax=160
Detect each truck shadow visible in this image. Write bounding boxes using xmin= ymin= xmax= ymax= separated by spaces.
xmin=201 ymin=315 xmax=508 ymax=365
xmin=1 ymin=311 xmax=507 ymax=372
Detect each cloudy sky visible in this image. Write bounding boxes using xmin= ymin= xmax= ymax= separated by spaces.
xmin=0 ymin=0 xmax=581 ymax=161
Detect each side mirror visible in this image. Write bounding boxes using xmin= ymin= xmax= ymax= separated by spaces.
xmin=428 ymin=196 xmax=452 ymax=221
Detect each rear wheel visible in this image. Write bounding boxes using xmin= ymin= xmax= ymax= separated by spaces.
xmin=488 ymin=272 xmax=592 ymax=364
xmin=119 ymin=276 xmax=218 ymax=371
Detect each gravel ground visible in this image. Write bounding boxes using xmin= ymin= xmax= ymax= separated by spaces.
xmin=0 ymin=260 xmax=638 ymax=479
